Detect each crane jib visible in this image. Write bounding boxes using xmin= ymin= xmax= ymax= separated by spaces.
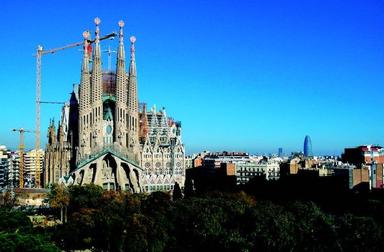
xmin=87 ymin=32 xmax=117 ymax=44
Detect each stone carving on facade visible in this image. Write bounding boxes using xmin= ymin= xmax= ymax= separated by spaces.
xmin=102 ymin=159 xmax=114 ymax=180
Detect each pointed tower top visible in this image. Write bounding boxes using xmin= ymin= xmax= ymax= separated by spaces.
xmin=81 ymin=30 xmax=90 ymax=70
xmin=117 ymin=20 xmax=125 ymax=61
xmin=94 ymin=17 xmax=101 ymax=25
xmin=118 ymin=20 xmax=125 ymax=43
xmin=94 ymin=17 xmax=101 ymax=41
xmin=82 ymin=30 xmax=90 ymax=40
xmin=92 ymin=17 xmax=102 ymax=72
xmin=129 ymin=36 xmax=137 ymax=76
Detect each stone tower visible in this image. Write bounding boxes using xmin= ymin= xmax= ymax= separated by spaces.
xmin=127 ymin=35 xmax=139 ymax=154
xmin=90 ymin=17 xmax=104 ymax=150
xmin=78 ymin=30 xmax=91 ymax=157
xmin=115 ymin=20 xmax=128 ymax=148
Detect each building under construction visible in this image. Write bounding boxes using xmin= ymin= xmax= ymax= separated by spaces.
xmin=44 ymin=19 xmax=185 ymax=192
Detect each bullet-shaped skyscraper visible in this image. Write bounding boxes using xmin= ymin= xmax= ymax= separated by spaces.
xmin=303 ymin=135 xmax=313 ymax=157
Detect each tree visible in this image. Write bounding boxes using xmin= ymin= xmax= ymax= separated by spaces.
xmin=0 ymin=232 xmax=59 ymax=252
xmin=0 ymin=190 xmax=16 ymax=209
xmin=337 ymin=213 xmax=384 ymax=251
xmin=0 ymin=208 xmax=33 ymax=233
xmin=48 ymin=184 xmax=69 ymax=223
xmin=68 ymin=184 xmax=103 ymax=213
xmin=173 ymin=182 xmax=182 ymax=201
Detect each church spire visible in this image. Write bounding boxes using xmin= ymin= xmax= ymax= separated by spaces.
xmin=92 ymin=17 xmax=102 ymax=76
xmin=81 ymin=31 xmax=90 ymax=72
xmin=115 ymin=20 xmax=128 ymax=147
xmin=127 ymin=35 xmax=139 ymax=156
xmin=128 ymin=35 xmax=138 ymax=113
xmin=91 ymin=17 xmax=102 ymax=105
xmin=117 ymin=20 xmax=125 ymax=62
xmin=116 ymin=20 xmax=127 ymax=104
xmin=90 ymin=17 xmax=103 ymax=148
xmin=129 ymin=36 xmax=137 ymax=77
xmin=79 ymin=30 xmax=91 ymax=113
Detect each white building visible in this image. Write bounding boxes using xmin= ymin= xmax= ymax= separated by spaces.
xmin=0 ymin=146 xmax=9 ymax=189
xmin=8 ymin=151 xmax=20 ymax=188
xmin=235 ymin=161 xmax=280 ymax=185
xmin=0 ymin=146 xmax=22 ymax=189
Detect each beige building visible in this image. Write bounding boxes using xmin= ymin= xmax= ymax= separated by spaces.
xmin=24 ymin=149 xmax=44 ymax=188
xmin=139 ymin=106 xmax=185 ymax=192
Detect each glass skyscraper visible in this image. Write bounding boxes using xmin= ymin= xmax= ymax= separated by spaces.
xmin=303 ymin=135 xmax=313 ymax=157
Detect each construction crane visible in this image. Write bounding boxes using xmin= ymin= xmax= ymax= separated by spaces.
xmin=12 ymin=128 xmax=35 ymax=188
xmin=103 ymin=45 xmax=117 ymax=71
xmin=34 ymin=31 xmax=116 ymax=188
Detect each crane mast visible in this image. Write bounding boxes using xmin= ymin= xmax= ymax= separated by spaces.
xmin=103 ymin=45 xmax=117 ymax=71
xmin=12 ymin=128 xmax=34 ymax=188
xmin=35 ymin=47 xmax=42 ymax=187
xmin=34 ymin=31 xmax=116 ymax=188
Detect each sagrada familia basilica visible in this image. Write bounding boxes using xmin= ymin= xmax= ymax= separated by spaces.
xmin=44 ymin=18 xmax=185 ymax=193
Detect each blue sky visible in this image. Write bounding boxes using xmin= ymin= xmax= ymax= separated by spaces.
xmin=0 ymin=0 xmax=383 ymax=155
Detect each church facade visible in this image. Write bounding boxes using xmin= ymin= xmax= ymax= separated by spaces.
xmin=44 ymin=19 xmax=185 ymax=192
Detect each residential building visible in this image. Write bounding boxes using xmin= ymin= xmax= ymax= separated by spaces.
xmin=236 ymin=161 xmax=280 ymax=184
xmin=0 ymin=146 xmax=9 ymax=189
xmin=24 ymin=149 xmax=44 ymax=188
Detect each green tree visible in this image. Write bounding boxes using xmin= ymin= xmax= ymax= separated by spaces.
xmin=168 ymin=193 xmax=254 ymax=251
xmin=337 ymin=213 xmax=384 ymax=251
xmin=244 ymin=201 xmax=295 ymax=251
xmin=0 ymin=232 xmax=59 ymax=252
xmin=0 ymin=208 xmax=33 ymax=233
xmin=285 ymin=201 xmax=340 ymax=251
xmin=53 ymin=207 xmax=98 ymax=250
xmin=68 ymin=184 xmax=103 ymax=213
xmin=48 ymin=184 xmax=69 ymax=223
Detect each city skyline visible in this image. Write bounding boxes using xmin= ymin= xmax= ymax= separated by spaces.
xmin=1 ymin=0 xmax=383 ymax=155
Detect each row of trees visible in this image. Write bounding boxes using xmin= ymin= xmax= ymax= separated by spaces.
xmin=2 ymin=184 xmax=384 ymax=251
xmin=0 ymin=207 xmax=59 ymax=251
xmin=46 ymin=185 xmax=384 ymax=251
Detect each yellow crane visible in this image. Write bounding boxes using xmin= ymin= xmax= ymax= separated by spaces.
xmin=34 ymin=30 xmax=116 ymax=188
xmin=12 ymin=128 xmax=35 ymax=188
